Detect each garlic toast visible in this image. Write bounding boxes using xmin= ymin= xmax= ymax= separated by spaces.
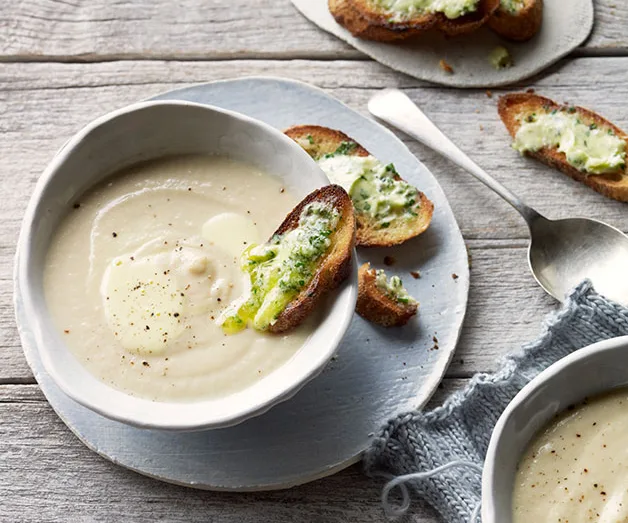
xmin=285 ymin=125 xmax=434 ymax=247
xmin=356 ymin=263 xmax=418 ymax=327
xmin=498 ymin=93 xmax=628 ymax=202
xmin=333 ymin=0 xmax=499 ymax=40
xmin=329 ymin=0 xmax=427 ymax=41
xmin=221 ymin=185 xmax=356 ymax=334
xmin=488 ymin=0 xmax=543 ymax=41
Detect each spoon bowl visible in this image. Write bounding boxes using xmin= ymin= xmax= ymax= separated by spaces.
xmin=528 ymin=215 xmax=628 ymax=304
xmin=369 ymin=88 xmax=628 ymax=305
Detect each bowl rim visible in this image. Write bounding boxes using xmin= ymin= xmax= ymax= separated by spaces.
xmin=14 ymin=99 xmax=358 ymax=431
xmin=481 ymin=334 xmax=628 ymax=522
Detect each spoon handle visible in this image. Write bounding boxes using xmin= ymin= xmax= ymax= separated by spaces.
xmin=368 ymin=88 xmax=541 ymax=225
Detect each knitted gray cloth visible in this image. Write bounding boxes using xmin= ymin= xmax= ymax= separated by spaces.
xmin=363 ymin=281 xmax=628 ymax=522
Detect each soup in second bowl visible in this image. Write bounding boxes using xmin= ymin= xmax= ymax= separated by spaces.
xmin=513 ymin=387 xmax=628 ymax=522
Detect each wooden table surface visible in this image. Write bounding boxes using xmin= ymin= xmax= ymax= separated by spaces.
xmin=2 ymin=1 xmax=627 ymax=521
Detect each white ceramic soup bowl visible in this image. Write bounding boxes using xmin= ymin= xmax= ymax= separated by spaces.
xmin=482 ymin=335 xmax=628 ymax=522
xmin=15 ymin=100 xmax=358 ymax=431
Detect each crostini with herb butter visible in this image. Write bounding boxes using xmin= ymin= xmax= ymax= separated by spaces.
xmin=330 ymin=0 xmax=500 ymax=40
xmin=356 ymin=263 xmax=418 ymax=327
xmin=488 ymin=0 xmax=543 ymax=41
xmin=499 ymin=93 xmax=628 ymax=202
xmin=219 ymin=185 xmax=356 ymax=334
xmin=285 ymin=125 xmax=434 ymax=247
xmin=328 ymin=0 xmax=426 ymax=42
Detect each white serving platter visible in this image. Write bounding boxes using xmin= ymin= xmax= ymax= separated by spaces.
xmin=291 ymin=0 xmax=594 ymax=88
xmin=15 ymin=77 xmax=469 ymax=490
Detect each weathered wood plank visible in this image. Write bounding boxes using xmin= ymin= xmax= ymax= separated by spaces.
xmin=0 ymin=379 xmax=467 ymax=522
xmin=1 ymin=57 xmax=624 ymax=380
xmin=0 ymin=384 xmax=44 ymax=402
xmin=588 ymin=1 xmax=628 ymax=52
xmin=0 ymin=0 xmax=626 ymax=61
xmin=0 ymin=0 xmax=357 ymax=61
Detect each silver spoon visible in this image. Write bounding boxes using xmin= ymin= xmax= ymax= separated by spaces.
xmin=369 ymin=88 xmax=628 ymax=305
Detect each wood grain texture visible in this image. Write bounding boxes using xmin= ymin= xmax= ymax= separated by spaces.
xmin=1 ymin=57 xmax=624 ymax=380
xmin=0 ymin=380 xmax=466 ymax=522
xmin=0 ymin=0 xmax=626 ymax=61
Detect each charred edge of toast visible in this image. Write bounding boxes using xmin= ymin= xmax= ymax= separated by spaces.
xmin=329 ymin=0 xmax=426 ymax=41
xmin=356 ymin=263 xmax=418 ymax=327
xmin=284 ymin=124 xmax=435 ymax=247
xmin=344 ymin=0 xmax=437 ymax=32
xmin=438 ymin=0 xmax=500 ymax=36
xmin=269 ymin=185 xmax=356 ymax=333
xmin=498 ymin=93 xmax=628 ymax=202
xmin=284 ymin=125 xmax=370 ymax=159
xmin=488 ymin=0 xmax=543 ymax=41
xmin=343 ymin=0 xmax=498 ymax=37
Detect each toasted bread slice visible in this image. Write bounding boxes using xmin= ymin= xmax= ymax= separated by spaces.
xmin=340 ymin=0 xmax=499 ymax=40
xmin=329 ymin=0 xmax=426 ymax=41
xmin=488 ymin=0 xmax=543 ymax=41
xmin=286 ymin=125 xmax=371 ymax=160
xmin=285 ymin=125 xmax=434 ymax=247
xmin=356 ymin=263 xmax=418 ymax=327
xmin=269 ymin=185 xmax=356 ymax=333
xmin=498 ymin=93 xmax=628 ymax=202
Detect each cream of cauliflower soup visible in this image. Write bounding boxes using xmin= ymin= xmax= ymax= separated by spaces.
xmin=513 ymin=388 xmax=628 ymax=522
xmin=43 ymin=155 xmax=318 ymax=402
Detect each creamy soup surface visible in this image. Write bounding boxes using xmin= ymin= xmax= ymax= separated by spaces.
xmin=513 ymin=388 xmax=628 ymax=523
xmin=44 ymin=154 xmax=317 ymax=402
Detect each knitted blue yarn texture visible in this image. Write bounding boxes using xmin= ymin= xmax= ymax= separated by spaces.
xmin=363 ymin=281 xmax=628 ymax=522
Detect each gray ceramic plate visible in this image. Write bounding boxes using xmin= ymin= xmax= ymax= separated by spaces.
xmin=15 ymin=77 xmax=469 ymax=490
xmin=291 ymin=0 xmax=594 ymax=88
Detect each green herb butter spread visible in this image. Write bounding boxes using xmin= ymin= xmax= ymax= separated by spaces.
xmin=489 ymin=46 xmax=513 ymax=70
xmin=221 ymin=202 xmax=340 ymax=333
xmin=317 ymin=147 xmax=419 ymax=229
xmin=513 ymin=110 xmax=626 ymax=175
xmin=375 ymin=270 xmax=417 ymax=305
xmin=371 ymin=0 xmax=479 ymax=20
xmin=500 ymin=0 xmax=524 ymax=14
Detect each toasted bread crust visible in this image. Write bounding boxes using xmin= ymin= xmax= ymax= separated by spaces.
xmin=329 ymin=0 xmax=426 ymax=41
xmin=338 ymin=0 xmax=499 ymax=40
xmin=488 ymin=0 xmax=542 ymax=41
xmin=285 ymin=125 xmax=434 ymax=247
xmin=269 ymin=185 xmax=356 ymax=333
xmin=285 ymin=125 xmax=371 ymax=159
xmin=498 ymin=93 xmax=628 ymax=202
xmin=356 ymin=263 xmax=418 ymax=327
xmin=345 ymin=0 xmax=438 ymax=33
xmin=437 ymin=0 xmax=500 ymax=36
